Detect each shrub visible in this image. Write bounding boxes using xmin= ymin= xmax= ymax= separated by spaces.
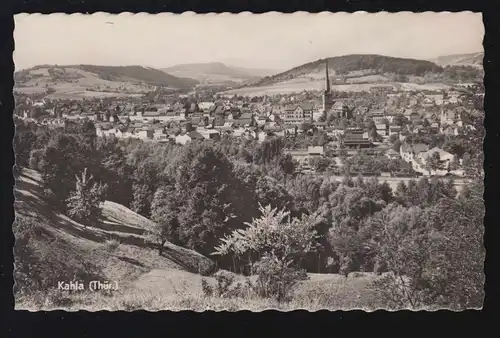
xmin=66 ymin=168 xmax=107 ymax=227
xmin=28 ymin=149 xmax=44 ymax=170
xmin=252 ymin=254 xmax=308 ymax=302
xmin=105 ymin=239 xmax=120 ymax=252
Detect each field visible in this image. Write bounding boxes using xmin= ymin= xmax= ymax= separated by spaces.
xmin=14 ymin=65 xmax=186 ymax=99
xmin=14 ymin=168 xmax=389 ymax=311
xmin=221 ymin=80 xmax=452 ymax=97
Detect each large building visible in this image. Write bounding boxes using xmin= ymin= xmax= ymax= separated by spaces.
xmin=343 ymin=128 xmax=371 ymax=148
xmin=322 ymin=60 xmax=351 ymax=120
xmin=322 ymin=59 xmax=334 ymax=114
xmin=283 ymin=103 xmax=314 ymax=124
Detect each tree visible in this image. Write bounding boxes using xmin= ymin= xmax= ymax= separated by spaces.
xmin=448 ymin=155 xmax=459 ymax=171
xmin=392 ymin=139 xmax=402 ymax=152
xmin=426 ymin=151 xmax=441 ymax=175
xmin=14 ymin=128 xmax=36 ymax=168
xmin=174 ymin=143 xmax=239 ymax=257
xmin=150 ymin=185 xmax=180 ymax=254
xmin=278 ymin=154 xmax=296 ymax=182
xmin=213 ymin=204 xmax=322 ymax=302
xmin=66 ymin=168 xmax=107 ymax=227
xmin=309 ymin=156 xmax=331 ymax=172
xmin=393 ymin=114 xmax=402 ymax=126
xmin=369 ymin=181 xmax=484 ymax=310
xmin=312 ymin=132 xmax=328 ymax=146
xmin=299 ymin=122 xmax=312 ymax=132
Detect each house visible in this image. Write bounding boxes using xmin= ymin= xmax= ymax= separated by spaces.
xmin=239 ymin=112 xmax=253 ymax=120
xmin=370 ymin=110 xmax=386 ymax=124
xmin=233 ymin=118 xmax=253 ymax=128
xmin=389 ymin=125 xmax=402 ymax=136
xmin=283 ymin=104 xmax=314 ymax=124
xmin=383 ymin=113 xmax=396 ymax=124
xmin=313 ymin=122 xmax=327 ymax=131
xmin=256 ymin=131 xmax=270 ymax=143
xmin=385 ymin=148 xmax=401 ymax=160
xmin=326 ymin=127 xmax=344 ymax=138
xmin=332 ymin=101 xmax=347 ymax=116
xmin=198 ymin=101 xmax=215 ymax=112
xmin=199 ymin=129 xmax=221 ymax=141
xmin=344 ymin=128 xmax=371 ymax=148
xmin=153 ymin=127 xmax=169 ymax=141
xmin=255 ymin=115 xmax=268 ymax=126
xmin=417 ymin=147 xmax=454 ymax=167
xmin=409 ymin=112 xmax=421 ymax=122
xmin=211 ymin=105 xmax=223 ymax=116
xmin=268 ymin=113 xmax=280 ymax=123
xmin=442 ymin=124 xmax=459 ymax=136
xmin=403 ymin=108 xmax=413 ymax=117
xmin=213 ymin=118 xmax=226 ymax=128
xmin=135 ymin=129 xmax=154 ymax=140
xmin=175 ymin=133 xmax=192 ymax=145
xmin=414 ymin=147 xmax=456 ymax=175
xmin=375 ymin=123 xmax=388 ymax=137
xmin=400 ymin=143 xmax=429 ymax=162
xmin=223 ymin=120 xmax=235 ymax=128
xmin=308 ymin=146 xmax=325 ymax=157
xmin=408 ymin=97 xmax=418 ymax=106
xmin=232 ymin=127 xmax=247 ymax=138
xmin=283 ymin=149 xmax=309 ymax=167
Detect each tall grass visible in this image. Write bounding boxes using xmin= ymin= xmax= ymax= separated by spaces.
xmin=16 ymin=273 xmax=392 ymax=311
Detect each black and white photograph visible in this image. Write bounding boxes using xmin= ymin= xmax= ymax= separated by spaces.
xmin=12 ymin=12 xmax=485 ymax=311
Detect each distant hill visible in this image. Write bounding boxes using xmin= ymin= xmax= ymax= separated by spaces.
xmin=222 ymin=54 xmax=484 ymax=96
xmin=251 ymin=54 xmax=445 ymax=88
xmin=431 ymin=52 xmax=484 ymax=68
xmin=14 ymin=64 xmax=198 ymax=99
xmin=75 ymin=65 xmax=199 ymax=88
xmin=162 ymin=62 xmax=279 ymax=86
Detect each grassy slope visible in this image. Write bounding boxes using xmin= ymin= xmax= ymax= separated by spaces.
xmin=14 ymin=169 xmax=387 ymax=311
xmin=431 ymin=52 xmax=484 ymax=67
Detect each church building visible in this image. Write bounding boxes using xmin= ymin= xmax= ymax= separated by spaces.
xmin=322 ymin=60 xmax=352 ymax=120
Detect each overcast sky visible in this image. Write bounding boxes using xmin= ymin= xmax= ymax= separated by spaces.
xmin=14 ymin=12 xmax=484 ymax=71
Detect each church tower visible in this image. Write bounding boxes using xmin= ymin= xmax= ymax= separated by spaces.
xmin=322 ymin=59 xmax=333 ymax=114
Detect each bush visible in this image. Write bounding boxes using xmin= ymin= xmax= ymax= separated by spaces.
xmin=201 ymin=271 xmax=249 ymax=299
xmin=105 ymin=239 xmax=120 ymax=252
xmin=252 ymin=254 xmax=308 ymax=302
xmin=28 ymin=149 xmax=44 ymax=170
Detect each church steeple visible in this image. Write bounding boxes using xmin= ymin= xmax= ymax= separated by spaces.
xmin=325 ymin=59 xmax=331 ymax=93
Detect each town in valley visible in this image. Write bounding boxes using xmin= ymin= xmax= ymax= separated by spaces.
xmin=13 ymin=13 xmax=485 ymax=312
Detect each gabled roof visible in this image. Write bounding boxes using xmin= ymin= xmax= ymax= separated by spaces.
xmin=332 ymin=101 xmax=345 ymax=109
xmin=386 ymin=149 xmax=400 ymax=156
xmin=299 ymin=103 xmax=314 ymax=111
xmin=419 ymin=147 xmax=453 ymax=159
xmin=240 ymin=113 xmax=253 ymax=120
xmin=233 ymin=118 xmax=253 ymax=126
xmin=214 ymin=119 xmax=225 ymax=127
xmin=410 ymin=143 xmax=429 ymax=154
xmin=187 ymin=131 xmax=204 ymax=139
